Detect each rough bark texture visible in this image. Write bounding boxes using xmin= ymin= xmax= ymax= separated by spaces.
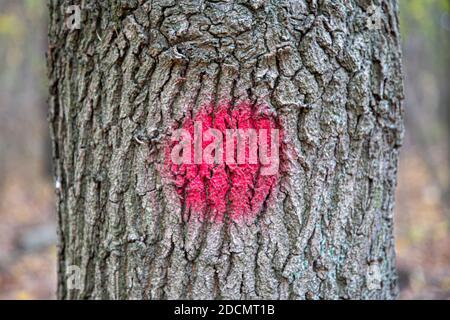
xmin=48 ymin=0 xmax=404 ymax=299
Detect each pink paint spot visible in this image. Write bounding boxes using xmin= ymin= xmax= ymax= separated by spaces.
xmin=162 ymin=101 xmax=282 ymax=223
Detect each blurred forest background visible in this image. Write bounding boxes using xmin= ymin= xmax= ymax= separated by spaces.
xmin=0 ymin=0 xmax=449 ymax=299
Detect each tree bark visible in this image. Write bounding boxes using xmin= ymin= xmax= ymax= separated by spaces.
xmin=48 ymin=0 xmax=404 ymax=300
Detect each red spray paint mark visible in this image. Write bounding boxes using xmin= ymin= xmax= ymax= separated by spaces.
xmin=162 ymin=101 xmax=282 ymax=223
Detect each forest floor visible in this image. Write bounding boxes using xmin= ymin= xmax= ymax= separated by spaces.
xmin=395 ymin=147 xmax=450 ymax=299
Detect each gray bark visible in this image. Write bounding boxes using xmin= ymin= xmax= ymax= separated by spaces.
xmin=48 ymin=0 xmax=404 ymax=300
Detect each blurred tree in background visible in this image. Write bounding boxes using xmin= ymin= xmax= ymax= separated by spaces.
xmin=0 ymin=0 xmax=48 ymax=179
xmin=0 ymin=0 xmax=55 ymax=300
xmin=396 ymin=0 xmax=450 ymax=299
xmin=399 ymin=0 xmax=449 ymax=200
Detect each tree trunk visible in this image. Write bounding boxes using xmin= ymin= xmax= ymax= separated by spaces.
xmin=48 ymin=0 xmax=404 ymax=300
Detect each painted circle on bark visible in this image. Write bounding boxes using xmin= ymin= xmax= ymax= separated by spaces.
xmin=163 ymin=101 xmax=282 ymax=223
